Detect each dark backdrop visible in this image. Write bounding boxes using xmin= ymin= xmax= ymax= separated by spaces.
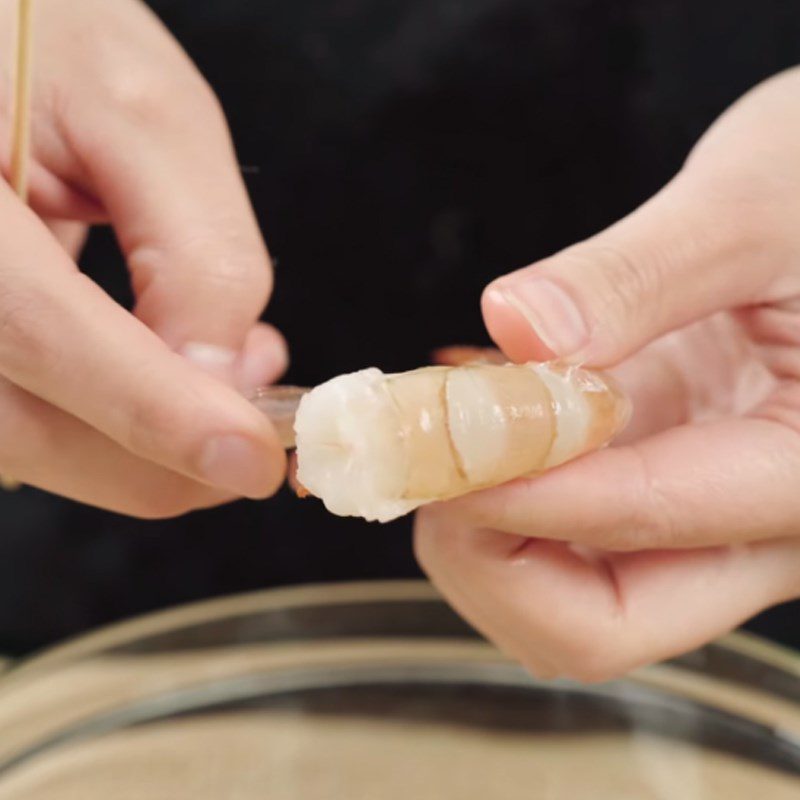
xmin=0 ymin=0 xmax=798 ymax=655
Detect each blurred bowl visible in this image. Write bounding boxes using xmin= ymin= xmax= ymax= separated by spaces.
xmin=0 ymin=580 xmax=797 ymax=799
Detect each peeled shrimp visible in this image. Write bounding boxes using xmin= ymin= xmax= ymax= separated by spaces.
xmin=255 ymin=359 xmax=631 ymax=523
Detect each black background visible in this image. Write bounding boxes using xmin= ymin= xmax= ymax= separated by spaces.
xmin=0 ymin=0 xmax=798 ymax=655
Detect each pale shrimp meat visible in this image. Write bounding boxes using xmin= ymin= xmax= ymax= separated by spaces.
xmin=254 ymin=359 xmax=631 ymax=523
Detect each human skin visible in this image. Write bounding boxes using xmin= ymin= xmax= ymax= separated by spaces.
xmin=0 ymin=0 xmax=287 ymax=516
xmin=415 ymin=66 xmax=800 ymax=681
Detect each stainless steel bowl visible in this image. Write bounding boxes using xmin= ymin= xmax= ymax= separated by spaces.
xmin=0 ymin=581 xmax=797 ymax=798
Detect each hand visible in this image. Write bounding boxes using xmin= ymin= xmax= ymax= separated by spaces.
xmin=0 ymin=0 xmax=287 ymax=516
xmin=415 ymin=66 xmax=800 ymax=681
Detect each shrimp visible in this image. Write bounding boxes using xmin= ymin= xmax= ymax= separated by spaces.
xmin=253 ymin=358 xmax=631 ymax=523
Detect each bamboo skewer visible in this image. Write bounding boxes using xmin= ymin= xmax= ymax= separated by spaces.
xmin=2 ymin=0 xmax=34 ymax=490
xmin=9 ymin=0 xmax=33 ymax=201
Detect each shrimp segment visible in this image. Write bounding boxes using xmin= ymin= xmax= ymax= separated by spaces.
xmin=294 ymin=362 xmax=630 ymax=523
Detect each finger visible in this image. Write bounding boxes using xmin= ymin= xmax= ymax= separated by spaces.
xmin=481 ymin=171 xmax=782 ymax=367
xmin=414 ymin=508 xmax=800 ymax=681
xmin=235 ymin=323 xmax=289 ymax=392
xmin=88 ymin=108 xmax=273 ymax=354
xmin=0 ymin=187 xmax=285 ymax=498
xmin=736 ymin=305 xmax=800 ymax=381
xmin=435 ymin=413 xmax=800 ymax=551
xmin=1 ymin=154 xmax=107 ymax=223
xmin=180 ymin=322 xmax=289 ymax=389
xmin=0 ymin=378 xmax=231 ymax=518
xmin=43 ymin=219 xmax=90 ymax=261
xmin=610 ymin=315 xmax=774 ymax=442
xmin=64 ymin=9 xmax=275 ymax=356
xmin=431 ymin=318 xmax=775 ymax=444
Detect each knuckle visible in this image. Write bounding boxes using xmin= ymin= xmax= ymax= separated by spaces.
xmin=101 ymin=66 xmax=175 ymax=123
xmin=594 ymin=449 xmax=679 ymax=552
xmin=84 ymin=17 xmax=232 ymax=137
xmin=196 ymin=252 xmax=272 ymax=306
xmin=101 ymin=61 xmax=227 ymax=134
xmin=626 ymin=451 xmax=681 ymax=549
xmin=627 ymin=502 xmax=678 ymax=550
xmin=132 ymin=239 xmax=271 ymax=317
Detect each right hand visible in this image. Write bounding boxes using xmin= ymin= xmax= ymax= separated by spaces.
xmin=415 ymin=66 xmax=800 ymax=681
xmin=0 ymin=0 xmax=287 ymax=517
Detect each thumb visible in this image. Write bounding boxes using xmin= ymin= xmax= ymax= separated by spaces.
xmin=482 ymin=172 xmax=775 ymax=367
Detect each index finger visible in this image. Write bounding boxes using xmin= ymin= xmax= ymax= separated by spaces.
xmin=64 ymin=3 xmax=275 ymax=367
xmin=435 ymin=412 xmax=800 ymax=551
xmin=0 ymin=187 xmax=285 ymax=499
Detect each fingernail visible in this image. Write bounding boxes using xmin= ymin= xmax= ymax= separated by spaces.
xmin=181 ymin=342 xmax=237 ymax=383
xmin=199 ymin=434 xmax=274 ymax=498
xmin=494 ymin=279 xmax=590 ymax=358
xmin=237 ymin=339 xmax=289 ymax=393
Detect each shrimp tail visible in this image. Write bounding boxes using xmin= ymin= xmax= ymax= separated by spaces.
xmin=431 ymin=345 xmax=506 ymax=367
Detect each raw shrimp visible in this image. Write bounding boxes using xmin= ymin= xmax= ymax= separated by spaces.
xmin=254 ymin=360 xmax=631 ymax=523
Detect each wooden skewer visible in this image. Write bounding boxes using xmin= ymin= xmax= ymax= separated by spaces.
xmin=9 ymin=0 xmax=33 ymax=201
xmin=2 ymin=0 xmax=34 ymax=490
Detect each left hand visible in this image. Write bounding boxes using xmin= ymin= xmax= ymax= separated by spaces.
xmin=0 ymin=0 xmax=288 ymax=515
xmin=415 ymin=67 xmax=800 ymax=682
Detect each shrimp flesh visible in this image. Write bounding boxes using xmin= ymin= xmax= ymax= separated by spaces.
xmin=274 ymin=360 xmax=630 ymax=523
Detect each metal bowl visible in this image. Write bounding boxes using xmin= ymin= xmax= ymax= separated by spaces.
xmin=0 ymin=581 xmax=797 ymax=798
